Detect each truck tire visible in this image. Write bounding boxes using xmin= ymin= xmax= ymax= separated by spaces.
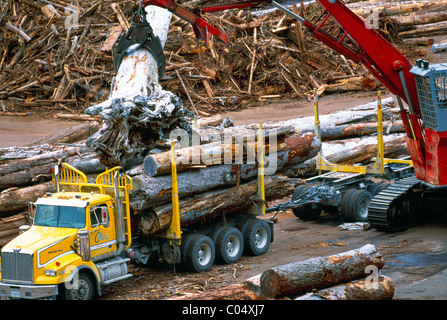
xmin=212 ymin=226 xmax=244 ymax=264
xmin=291 ymin=185 xmax=322 ymax=221
xmin=348 ymin=190 xmax=372 ymax=222
xmin=369 ymin=181 xmax=389 ymax=196
xmin=341 ymin=188 xmax=357 ymax=221
xmin=181 ymin=234 xmax=215 ymax=272
xmin=241 ymin=219 xmax=271 ymax=256
xmin=64 ymin=271 xmax=95 ymax=300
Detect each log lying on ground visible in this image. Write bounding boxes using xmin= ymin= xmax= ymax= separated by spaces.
xmin=0 ymin=182 xmax=55 ymax=216
xmin=295 ymin=275 xmax=395 ymax=300
xmin=399 ymin=21 xmax=447 ymax=38
xmin=138 ymin=176 xmax=296 ymax=235
xmin=187 ymin=283 xmax=261 ymax=300
xmin=129 ymin=132 xmax=320 ymax=210
xmin=351 ymin=1 xmax=447 ymax=17
xmin=259 ymin=244 xmax=384 ymax=298
xmin=393 ymin=11 xmax=447 ymax=31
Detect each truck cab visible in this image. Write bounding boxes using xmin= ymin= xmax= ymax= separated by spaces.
xmin=0 ymin=163 xmax=133 ymax=300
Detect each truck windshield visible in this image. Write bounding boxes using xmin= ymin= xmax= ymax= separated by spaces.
xmin=34 ymin=205 xmax=86 ymax=228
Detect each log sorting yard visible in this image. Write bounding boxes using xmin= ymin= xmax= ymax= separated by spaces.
xmin=0 ymin=0 xmax=447 ymax=304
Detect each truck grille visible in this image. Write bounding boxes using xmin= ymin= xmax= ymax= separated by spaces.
xmin=1 ymin=252 xmax=33 ymax=283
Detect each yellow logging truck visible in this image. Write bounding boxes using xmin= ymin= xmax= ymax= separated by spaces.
xmin=0 ymin=143 xmax=272 ymax=300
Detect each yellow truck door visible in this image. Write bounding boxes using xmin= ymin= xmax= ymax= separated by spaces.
xmin=88 ymin=201 xmax=117 ymax=260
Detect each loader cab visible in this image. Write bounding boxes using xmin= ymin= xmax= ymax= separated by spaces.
xmin=411 ymin=61 xmax=447 ymax=186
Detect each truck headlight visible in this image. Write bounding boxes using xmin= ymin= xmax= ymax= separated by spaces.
xmin=45 ymin=269 xmax=57 ymax=277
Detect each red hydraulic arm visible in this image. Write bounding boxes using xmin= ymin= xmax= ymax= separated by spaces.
xmin=305 ymin=0 xmax=426 ymax=178
xmin=141 ymin=0 xmax=229 ymax=45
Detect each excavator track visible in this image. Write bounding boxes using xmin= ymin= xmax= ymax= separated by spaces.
xmin=368 ymin=175 xmax=422 ymax=231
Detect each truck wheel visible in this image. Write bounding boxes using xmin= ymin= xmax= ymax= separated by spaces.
xmin=64 ymin=271 xmax=95 ymax=300
xmin=213 ymin=226 xmax=244 ymax=264
xmin=291 ymin=185 xmax=322 ymax=220
xmin=291 ymin=185 xmax=309 ymax=218
xmin=242 ymin=219 xmax=271 ymax=256
xmin=341 ymin=189 xmax=357 ymax=221
xmin=182 ymin=234 xmax=215 ymax=272
xmin=369 ymin=182 xmax=389 ymax=196
xmin=348 ymin=190 xmax=372 ymax=222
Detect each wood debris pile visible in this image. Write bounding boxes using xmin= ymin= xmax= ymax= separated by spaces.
xmin=1 ymin=0 xmax=444 ymax=117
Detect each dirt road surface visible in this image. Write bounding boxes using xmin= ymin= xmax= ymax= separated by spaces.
xmin=1 ymin=93 xmax=446 ymax=301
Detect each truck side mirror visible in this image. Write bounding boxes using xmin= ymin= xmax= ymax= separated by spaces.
xmin=28 ymin=202 xmax=36 ymax=223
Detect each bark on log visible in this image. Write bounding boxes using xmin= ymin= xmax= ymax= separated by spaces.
xmin=0 ymin=213 xmax=28 ymax=248
xmin=394 ymin=11 xmax=447 ymax=30
xmin=137 ymin=176 xmax=296 ymax=235
xmin=25 ymin=121 xmax=100 ymax=146
xmin=284 ymin=134 xmax=408 ymax=178
xmin=143 ymin=131 xmax=316 ymax=177
xmin=188 ymin=283 xmax=261 ymax=300
xmin=295 ymin=275 xmax=395 ymax=300
xmin=0 ymin=182 xmax=55 ymax=216
xmin=321 ymin=134 xmax=408 ymax=165
xmin=399 ymin=21 xmax=447 ymax=38
xmin=258 ymin=97 xmax=397 ymax=133
xmin=352 ymin=1 xmax=447 ymax=17
xmin=259 ymin=244 xmax=385 ymax=298
xmin=129 ymin=133 xmax=320 ymax=210
xmin=0 ymin=146 xmax=105 ymax=190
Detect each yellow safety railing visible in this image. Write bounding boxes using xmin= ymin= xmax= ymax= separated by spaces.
xmin=54 ymin=163 xmax=133 ymax=250
xmin=315 ymin=90 xmax=412 ymax=174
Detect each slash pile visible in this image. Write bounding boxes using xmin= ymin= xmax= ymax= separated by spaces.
xmin=1 ymin=0 xmax=443 ymax=117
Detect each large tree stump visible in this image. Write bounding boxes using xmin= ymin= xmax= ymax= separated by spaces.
xmin=259 ymin=244 xmax=385 ymax=298
xmin=85 ymin=6 xmax=193 ymax=169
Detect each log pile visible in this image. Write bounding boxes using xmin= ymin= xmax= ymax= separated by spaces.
xmin=0 ymin=95 xmax=409 ymax=245
xmin=1 ymin=0 xmax=442 ymax=118
xmin=348 ymin=0 xmax=447 ymax=40
xmin=187 ymin=244 xmax=395 ymax=300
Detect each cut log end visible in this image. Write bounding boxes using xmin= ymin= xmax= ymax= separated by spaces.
xmin=260 ymin=269 xmax=281 ymax=298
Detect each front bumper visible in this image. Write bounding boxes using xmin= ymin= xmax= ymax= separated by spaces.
xmin=0 ymin=282 xmax=58 ymax=299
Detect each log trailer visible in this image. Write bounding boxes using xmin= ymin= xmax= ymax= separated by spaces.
xmin=132 ymin=0 xmax=447 ymax=230
xmin=0 ymin=141 xmax=272 ymax=300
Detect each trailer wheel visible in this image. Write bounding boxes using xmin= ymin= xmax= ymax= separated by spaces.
xmin=341 ymin=189 xmax=357 ymax=221
xmin=242 ymin=219 xmax=271 ymax=256
xmin=213 ymin=226 xmax=244 ymax=264
xmin=182 ymin=234 xmax=215 ymax=272
xmin=348 ymin=190 xmax=372 ymax=222
xmin=291 ymin=185 xmax=322 ymax=221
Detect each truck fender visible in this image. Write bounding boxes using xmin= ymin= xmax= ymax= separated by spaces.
xmin=64 ymin=264 xmax=102 ymax=297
